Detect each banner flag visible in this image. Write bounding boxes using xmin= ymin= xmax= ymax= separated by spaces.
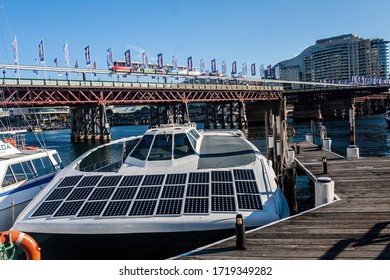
xmin=54 ymin=58 xmax=58 ymax=67
xmin=232 ymin=61 xmax=237 ymax=75
xmin=107 ymin=48 xmax=113 ymax=67
xmin=157 ymin=53 xmax=163 ymax=69
xmin=200 ymin=58 xmax=205 ymax=73
xmin=12 ymin=36 xmax=18 ymax=63
xmin=39 ymin=40 xmax=45 ymax=63
xmin=187 ymin=56 xmax=193 ymax=71
xmin=259 ymin=64 xmax=264 ymax=78
xmin=142 ymin=52 xmax=148 ymax=68
xmin=267 ymin=65 xmax=271 ymax=77
xmin=222 ymin=60 xmax=226 ymax=76
xmin=63 ymin=42 xmax=69 ymax=65
xmin=75 ymin=59 xmax=79 ymax=68
xmin=251 ymin=63 xmax=256 ymax=76
xmin=242 ymin=63 xmax=247 ymax=76
xmin=125 ymin=50 xmax=131 ymax=67
xmin=172 ymin=55 xmax=177 ymax=70
xmin=85 ymin=45 xmax=91 ymax=66
xmin=275 ymin=65 xmax=280 ymax=79
xmin=211 ymin=59 xmax=217 ymax=73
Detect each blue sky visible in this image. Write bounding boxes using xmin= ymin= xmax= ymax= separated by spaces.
xmin=1 ymin=0 xmax=390 ymax=74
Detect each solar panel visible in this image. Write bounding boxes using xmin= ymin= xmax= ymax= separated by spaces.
xmin=77 ymin=201 xmax=107 ymax=217
xmin=211 ymin=170 xmax=233 ymax=182
xmin=235 ymin=181 xmax=259 ymax=194
xmin=233 ymin=169 xmax=256 ymax=181
xmin=45 ymin=187 xmax=73 ymax=201
xmin=57 ymin=175 xmax=83 ymax=188
xmin=77 ymin=176 xmax=102 ymax=187
xmin=120 ymin=175 xmax=143 ymax=186
xmin=98 ymin=176 xmax=122 ymax=187
xmin=66 ymin=187 xmax=94 ymax=201
xmin=157 ymin=199 xmax=183 ymax=215
xmin=161 ymin=185 xmax=185 ymax=198
xmin=211 ymin=182 xmax=234 ymax=195
xmin=136 ymin=186 xmax=161 ymax=199
xmin=142 ymin=174 xmax=165 ymax=186
xmin=31 ymin=201 xmax=62 ymax=217
xmin=188 ymin=172 xmax=209 ymax=183
xmin=102 ymin=201 xmax=132 ymax=216
xmin=165 ymin=173 xmax=187 ymax=185
xmin=211 ymin=196 xmax=236 ymax=212
xmin=186 ymin=184 xmax=209 ymax=197
xmin=184 ymin=198 xmax=209 ymax=213
xmin=54 ymin=201 xmax=84 ymax=217
xmin=112 ymin=187 xmax=138 ymax=200
xmin=237 ymin=194 xmax=263 ymax=210
xmin=129 ymin=200 xmax=157 ymax=216
xmin=88 ymin=187 xmax=115 ymax=201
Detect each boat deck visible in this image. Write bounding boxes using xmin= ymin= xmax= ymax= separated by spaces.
xmin=197 ymin=134 xmax=257 ymax=169
xmin=176 ymin=141 xmax=390 ymax=259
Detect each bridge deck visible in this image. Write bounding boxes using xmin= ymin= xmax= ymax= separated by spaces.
xmin=176 ymin=141 xmax=390 ymax=259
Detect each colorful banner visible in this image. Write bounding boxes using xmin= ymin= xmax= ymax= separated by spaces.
xmin=200 ymin=58 xmax=205 ymax=73
xmin=38 ymin=40 xmax=45 ymax=63
xmin=85 ymin=45 xmax=91 ymax=66
xmin=12 ymin=36 xmax=18 ymax=63
xmin=107 ymin=48 xmax=113 ymax=67
xmin=142 ymin=52 xmax=148 ymax=68
xmin=63 ymin=42 xmax=69 ymax=65
xmin=157 ymin=53 xmax=163 ymax=69
xmin=211 ymin=59 xmax=216 ymax=73
xmin=251 ymin=63 xmax=256 ymax=76
xmin=242 ymin=63 xmax=247 ymax=76
xmin=267 ymin=65 xmax=271 ymax=77
xmin=187 ymin=56 xmax=193 ymax=71
xmin=232 ymin=61 xmax=237 ymax=75
xmin=259 ymin=64 xmax=264 ymax=78
xmin=125 ymin=49 xmax=131 ymax=67
xmin=172 ymin=55 xmax=177 ymax=70
xmin=222 ymin=60 xmax=226 ymax=76
xmin=275 ymin=65 xmax=280 ymax=79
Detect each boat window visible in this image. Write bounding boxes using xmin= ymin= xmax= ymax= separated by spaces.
xmin=187 ymin=132 xmax=197 ymax=149
xmin=21 ymin=161 xmax=36 ymax=178
xmin=10 ymin=163 xmax=27 ymax=182
xmin=188 ymin=129 xmax=201 ymax=140
xmin=130 ymin=135 xmax=154 ymax=161
xmin=2 ymin=167 xmax=16 ymax=187
xmin=148 ymin=134 xmax=173 ymax=161
xmin=32 ymin=157 xmax=55 ymax=176
xmin=174 ymin=133 xmax=195 ymax=159
xmin=52 ymin=153 xmax=63 ymax=169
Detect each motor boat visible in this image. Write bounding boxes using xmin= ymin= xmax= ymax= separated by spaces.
xmin=12 ymin=123 xmax=289 ymax=259
xmin=385 ymin=110 xmax=390 ymax=127
xmin=0 ymin=130 xmax=62 ymax=231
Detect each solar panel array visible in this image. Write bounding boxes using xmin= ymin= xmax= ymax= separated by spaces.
xmin=31 ymin=169 xmax=263 ymax=219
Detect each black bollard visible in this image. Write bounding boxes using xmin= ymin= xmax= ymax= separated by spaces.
xmin=296 ymin=142 xmax=300 ymax=154
xmin=322 ymin=157 xmax=328 ymax=174
xmin=235 ymin=214 xmax=246 ymax=250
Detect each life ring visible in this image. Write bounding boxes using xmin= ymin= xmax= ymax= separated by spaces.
xmin=0 ymin=231 xmax=41 ymax=260
xmin=286 ymin=126 xmax=296 ymax=138
xmin=26 ymin=146 xmax=39 ymax=150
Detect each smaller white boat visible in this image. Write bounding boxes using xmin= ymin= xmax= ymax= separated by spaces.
xmin=0 ymin=130 xmax=63 ymax=231
xmin=384 ymin=110 xmax=390 ymax=127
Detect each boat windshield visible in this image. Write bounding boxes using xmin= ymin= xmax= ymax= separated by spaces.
xmin=148 ymin=134 xmax=172 ymax=161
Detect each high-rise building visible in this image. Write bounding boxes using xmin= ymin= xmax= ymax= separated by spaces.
xmin=276 ymin=34 xmax=389 ymax=88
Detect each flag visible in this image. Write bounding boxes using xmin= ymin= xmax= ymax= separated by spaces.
xmin=211 ymin=59 xmax=216 ymax=74
xmin=54 ymin=58 xmax=58 ymax=67
xmin=187 ymin=56 xmax=193 ymax=71
xmin=85 ymin=45 xmax=91 ymax=66
xmin=63 ymin=42 xmax=69 ymax=65
xmin=93 ymin=61 xmax=97 ymax=76
xmin=232 ymin=61 xmax=237 ymax=75
xmin=242 ymin=63 xmax=247 ymax=76
xmin=267 ymin=65 xmax=271 ymax=77
xmin=142 ymin=52 xmax=148 ymax=68
xmin=12 ymin=36 xmax=18 ymax=63
xmin=275 ymin=65 xmax=280 ymax=79
xmin=222 ymin=60 xmax=226 ymax=76
xmin=38 ymin=40 xmax=45 ymax=63
xmin=200 ymin=58 xmax=205 ymax=73
xmin=259 ymin=64 xmax=264 ymax=78
xmin=172 ymin=55 xmax=177 ymax=70
xmin=106 ymin=48 xmax=113 ymax=68
xmin=125 ymin=50 xmax=131 ymax=67
xmin=75 ymin=59 xmax=79 ymax=68
xmin=157 ymin=53 xmax=163 ymax=69
xmin=251 ymin=63 xmax=256 ymax=76
xmin=33 ymin=58 xmax=38 ymax=75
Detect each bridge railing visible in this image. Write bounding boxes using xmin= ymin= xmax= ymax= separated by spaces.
xmin=1 ymin=77 xmax=283 ymax=92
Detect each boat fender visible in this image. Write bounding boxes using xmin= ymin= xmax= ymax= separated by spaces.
xmin=0 ymin=231 xmax=41 ymax=260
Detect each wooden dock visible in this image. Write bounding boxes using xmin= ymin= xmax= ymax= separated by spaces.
xmin=176 ymin=141 xmax=390 ymax=259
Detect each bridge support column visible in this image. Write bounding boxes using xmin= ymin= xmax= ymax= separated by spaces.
xmin=71 ymin=104 xmax=111 ymax=143
xmin=149 ymin=103 xmax=188 ymax=127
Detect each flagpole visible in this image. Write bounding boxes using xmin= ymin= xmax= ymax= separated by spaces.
xmin=42 ymin=38 xmax=47 ymax=81
xmin=13 ymin=35 xmax=20 ymax=82
xmin=89 ymin=43 xmax=93 ymax=82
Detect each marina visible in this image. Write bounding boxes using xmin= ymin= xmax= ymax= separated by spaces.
xmin=174 ymin=140 xmax=390 ymax=260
